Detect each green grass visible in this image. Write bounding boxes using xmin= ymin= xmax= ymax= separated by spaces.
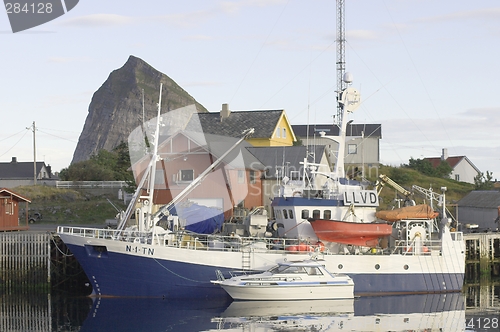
xmin=363 ymin=165 xmax=474 ymax=211
xmin=14 ymin=185 xmax=127 ymax=225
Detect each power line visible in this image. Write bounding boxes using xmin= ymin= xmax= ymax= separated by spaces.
xmin=0 ymin=128 xmax=30 ymax=158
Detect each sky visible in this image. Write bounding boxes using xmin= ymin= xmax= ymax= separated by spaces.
xmin=1 ymin=0 xmax=499 ymax=180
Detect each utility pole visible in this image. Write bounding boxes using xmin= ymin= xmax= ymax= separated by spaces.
xmin=27 ymin=121 xmax=37 ymax=185
xmin=336 ymin=0 xmax=346 ymax=125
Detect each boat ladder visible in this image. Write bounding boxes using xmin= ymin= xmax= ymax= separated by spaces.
xmin=242 ymin=249 xmax=251 ymax=270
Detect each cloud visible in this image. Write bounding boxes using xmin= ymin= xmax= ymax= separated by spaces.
xmin=415 ymin=8 xmax=500 ymax=24
xmin=182 ymin=81 xmax=224 ymax=87
xmin=60 ymin=14 xmax=137 ymax=27
xmin=219 ymin=0 xmax=287 ymax=15
xmin=183 ymin=34 xmax=215 ymax=41
xmin=381 ymin=109 xmax=500 ymax=148
xmin=47 ymin=56 xmax=90 ymax=63
xmin=347 ymin=29 xmax=379 ymax=41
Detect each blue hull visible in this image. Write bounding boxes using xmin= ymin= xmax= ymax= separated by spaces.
xmin=66 ymin=243 xmax=464 ymax=298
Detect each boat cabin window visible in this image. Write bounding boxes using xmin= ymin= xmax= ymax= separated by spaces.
xmin=301 ymin=210 xmax=309 ymax=219
xmin=288 ymin=209 xmax=294 ymax=219
xmin=307 ymin=267 xmax=323 ymax=276
xmin=312 ymin=210 xmax=320 ymax=219
xmin=269 ymin=265 xmax=307 ymax=274
xmin=324 ymin=210 xmax=331 ymax=220
xmin=283 ymin=209 xmax=288 ymax=219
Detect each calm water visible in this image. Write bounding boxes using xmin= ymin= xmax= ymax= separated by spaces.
xmin=1 ymin=283 xmax=498 ymax=331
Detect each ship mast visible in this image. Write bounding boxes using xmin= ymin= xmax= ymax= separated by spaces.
xmin=336 ymin=0 xmax=346 ymax=125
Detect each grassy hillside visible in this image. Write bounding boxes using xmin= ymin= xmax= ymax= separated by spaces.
xmin=367 ymin=165 xmax=474 ymax=212
xmin=14 ymin=185 xmax=128 ymax=225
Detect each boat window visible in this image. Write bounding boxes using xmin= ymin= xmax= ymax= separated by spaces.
xmin=312 ymin=210 xmax=320 ymax=219
xmin=288 ymin=209 xmax=294 ymax=219
xmin=307 ymin=267 xmax=323 ymax=276
xmin=301 ymin=210 xmax=309 ymax=219
xmin=283 ymin=266 xmax=306 ymax=274
xmin=324 ymin=210 xmax=331 ymax=220
xmin=269 ymin=265 xmax=306 ymax=274
xmin=283 ymin=209 xmax=288 ymax=219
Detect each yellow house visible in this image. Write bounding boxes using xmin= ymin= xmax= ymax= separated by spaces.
xmin=193 ymin=104 xmax=296 ymax=147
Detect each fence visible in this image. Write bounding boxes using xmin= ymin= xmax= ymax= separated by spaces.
xmin=0 ymin=233 xmax=50 ymax=291
xmin=55 ymin=181 xmax=128 ymax=188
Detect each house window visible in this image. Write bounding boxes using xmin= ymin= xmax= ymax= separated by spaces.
xmin=283 ymin=128 xmax=286 ymax=138
xmin=276 ymin=127 xmax=281 ymax=138
xmin=238 ymin=170 xmax=245 ymax=183
xmin=179 ymin=169 xmax=194 ymax=182
xmin=348 ymin=144 xmax=357 ymax=154
xmin=250 ymin=170 xmax=256 ymax=184
xmin=4 ymin=200 xmax=13 ymax=215
xmin=455 ymin=174 xmax=460 ymax=181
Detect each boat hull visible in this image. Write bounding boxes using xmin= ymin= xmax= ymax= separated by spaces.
xmin=59 ymin=232 xmax=464 ymax=298
xmin=309 ymin=219 xmax=392 ymax=247
xmin=219 ymin=283 xmax=354 ymax=301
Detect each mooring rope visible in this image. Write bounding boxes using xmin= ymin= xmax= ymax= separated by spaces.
xmin=51 ymin=236 xmax=73 ymax=256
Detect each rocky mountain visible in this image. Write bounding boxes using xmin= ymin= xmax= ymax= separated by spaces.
xmin=71 ymin=55 xmax=208 ymax=164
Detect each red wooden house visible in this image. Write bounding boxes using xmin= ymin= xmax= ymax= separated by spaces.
xmin=130 ymin=131 xmax=265 ymax=221
xmin=0 ymin=188 xmax=30 ymax=231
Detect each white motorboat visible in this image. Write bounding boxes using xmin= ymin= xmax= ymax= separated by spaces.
xmin=211 ymin=260 xmax=354 ymax=301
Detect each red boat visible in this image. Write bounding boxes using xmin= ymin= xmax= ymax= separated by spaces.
xmin=308 ymin=219 xmax=392 ymax=247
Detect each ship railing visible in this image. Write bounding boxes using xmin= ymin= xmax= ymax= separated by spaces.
xmin=56 ymin=226 xmax=331 ymax=254
xmin=450 ymin=231 xmax=463 ymax=241
xmin=392 ymin=239 xmax=444 ymax=256
xmin=56 ymin=226 xmax=155 ymax=242
xmin=164 ymin=231 xmax=330 ymax=254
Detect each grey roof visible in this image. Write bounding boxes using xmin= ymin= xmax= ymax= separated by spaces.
xmin=246 ymin=145 xmax=326 ymax=179
xmin=292 ymin=124 xmax=382 ymax=138
xmin=457 ymin=190 xmax=500 ymax=209
xmin=0 ymin=161 xmax=47 ymax=179
xmin=187 ymin=110 xmax=284 ymax=138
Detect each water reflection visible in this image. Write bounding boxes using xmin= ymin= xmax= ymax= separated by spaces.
xmin=1 ymin=285 xmax=499 ymax=331
xmin=79 ymin=293 xmax=465 ymax=332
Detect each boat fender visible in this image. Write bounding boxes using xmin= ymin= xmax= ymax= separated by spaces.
xmin=315 ymin=241 xmax=325 ymax=252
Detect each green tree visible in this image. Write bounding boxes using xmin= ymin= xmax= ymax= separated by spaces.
xmin=407 ymin=158 xmax=435 ymax=176
xmin=60 ymin=142 xmax=135 ymax=183
xmin=435 ymin=160 xmax=452 ymax=178
xmin=407 ymin=158 xmax=452 ymax=179
xmin=474 ymin=171 xmax=494 ymax=190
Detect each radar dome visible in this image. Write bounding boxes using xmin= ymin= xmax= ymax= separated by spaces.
xmin=343 ymin=72 xmax=353 ymax=84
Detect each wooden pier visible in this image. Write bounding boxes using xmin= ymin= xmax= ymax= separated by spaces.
xmin=464 ymin=232 xmax=500 ymax=281
xmin=0 ymin=232 xmax=50 ymax=291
